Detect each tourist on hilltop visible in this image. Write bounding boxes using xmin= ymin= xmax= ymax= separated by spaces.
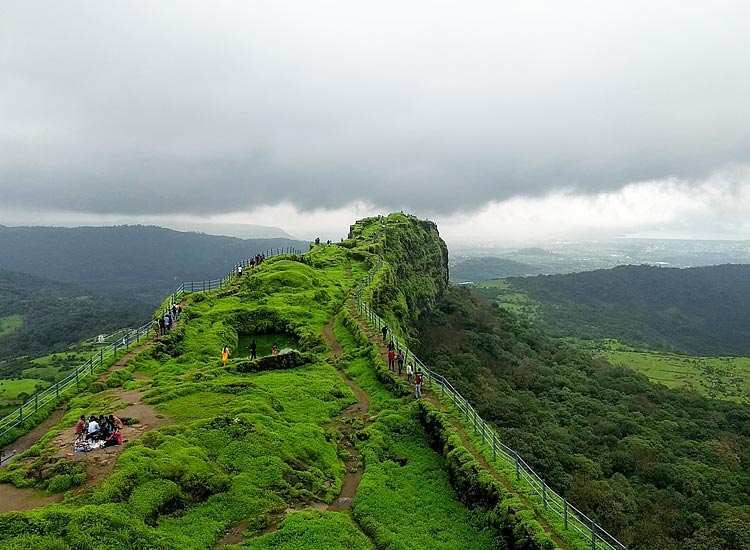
xmin=172 ymin=303 xmax=177 ymax=320
xmin=271 ymin=343 xmax=278 ymax=355
xmin=158 ymin=316 xmax=166 ymax=336
xmin=176 ymin=304 xmax=182 ymax=321
xmin=248 ymin=340 xmax=257 ymax=360
xmin=238 ymin=265 xmax=243 ymax=277
xmin=109 ymin=414 xmax=124 ymax=430
xmin=152 ymin=318 xmax=160 ymax=337
xmin=414 ymin=369 xmax=423 ymax=400
xmin=103 ymin=427 xmax=123 ymax=448
xmin=382 ymin=325 xmax=388 ymax=342
xmin=166 ymin=312 xmax=173 ymax=330
xmin=388 ymin=348 xmax=395 ymax=371
xmin=87 ymin=416 xmax=100 ymax=441
xmin=387 ymin=339 xmax=395 ymax=352
xmin=75 ymin=414 xmax=86 ymax=435
xmin=397 ymin=350 xmax=404 ymax=375
xmin=406 ymin=361 xmax=414 ymax=383
xmin=222 ymin=346 xmax=230 ymax=366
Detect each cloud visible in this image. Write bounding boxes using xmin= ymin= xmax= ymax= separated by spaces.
xmin=1 ymin=1 xmax=750 ymax=219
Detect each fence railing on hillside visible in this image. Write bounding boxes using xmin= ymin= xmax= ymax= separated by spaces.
xmin=0 ymin=245 xmax=304 ymax=452
xmin=355 ymin=259 xmax=627 ymax=550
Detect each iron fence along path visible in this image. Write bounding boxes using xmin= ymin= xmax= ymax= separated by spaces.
xmin=0 ymin=246 xmax=303 ymax=449
xmin=355 ymin=258 xmax=627 ymax=550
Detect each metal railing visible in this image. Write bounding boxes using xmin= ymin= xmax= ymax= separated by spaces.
xmin=355 ymin=259 xmax=627 ymax=550
xmin=0 ymin=245 xmax=304 ymax=449
xmin=0 ymin=320 xmax=153 ymax=450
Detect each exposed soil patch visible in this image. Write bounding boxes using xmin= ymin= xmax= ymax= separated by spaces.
xmin=51 ymin=388 xmax=171 ymax=493
xmin=0 ymin=483 xmax=63 ymax=514
xmin=0 ymin=408 xmax=66 ymax=469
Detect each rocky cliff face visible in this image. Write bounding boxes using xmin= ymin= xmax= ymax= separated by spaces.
xmin=351 ymin=213 xmax=449 ymax=343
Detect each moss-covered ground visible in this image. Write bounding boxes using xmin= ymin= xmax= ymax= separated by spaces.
xmin=0 ymin=229 xmax=518 ymax=550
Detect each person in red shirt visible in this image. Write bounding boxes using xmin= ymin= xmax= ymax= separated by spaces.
xmin=388 ymin=348 xmax=396 ymax=371
xmin=75 ymin=415 xmax=86 ymax=435
xmin=414 ymin=370 xmax=424 ymax=399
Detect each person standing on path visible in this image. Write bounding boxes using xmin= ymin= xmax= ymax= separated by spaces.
xmin=397 ymin=350 xmax=404 ymax=375
xmin=152 ymin=318 xmax=160 ymax=337
xmin=382 ymin=325 xmax=388 ymax=341
xmin=406 ymin=362 xmax=414 ymax=383
xmin=388 ymin=348 xmax=396 ymax=371
xmin=249 ymin=340 xmax=257 ymax=359
xmin=414 ymin=369 xmax=423 ymax=399
xmin=222 ymin=346 xmax=230 ymax=366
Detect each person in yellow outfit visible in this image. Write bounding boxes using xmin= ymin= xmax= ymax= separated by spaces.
xmin=222 ymin=346 xmax=230 ymax=365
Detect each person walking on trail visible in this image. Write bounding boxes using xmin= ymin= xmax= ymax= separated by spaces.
xmin=249 ymin=340 xmax=257 ymax=360
xmin=406 ymin=361 xmax=414 ymax=383
xmin=382 ymin=325 xmax=388 ymax=342
xmin=222 ymin=346 xmax=230 ymax=366
xmin=152 ymin=318 xmax=160 ymax=337
xmin=388 ymin=348 xmax=396 ymax=371
xmin=397 ymin=350 xmax=404 ymax=375
xmin=414 ymin=369 xmax=424 ymax=399
xmin=158 ymin=316 xmax=166 ymax=335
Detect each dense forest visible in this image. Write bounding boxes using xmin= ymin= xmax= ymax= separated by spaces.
xmin=508 ymin=264 xmax=750 ymax=356
xmin=0 ymin=269 xmax=142 ymax=368
xmin=415 ymin=286 xmax=750 ymax=549
xmin=0 ymin=225 xmax=306 ymax=310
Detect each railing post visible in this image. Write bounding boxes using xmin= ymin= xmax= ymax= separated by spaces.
xmin=515 ymin=452 xmax=520 ymax=481
xmin=75 ymin=368 xmax=79 ymax=388
xmin=34 ymin=394 xmax=38 ymax=413
xmin=481 ymin=420 xmax=486 ymax=443
xmin=19 ymin=404 xmax=23 ymax=424
xmin=100 ymin=349 xmax=103 ymax=366
xmin=90 ymin=360 xmax=93 ymax=375
xmin=591 ymin=520 xmax=597 ymax=550
xmin=55 ymin=382 xmax=59 ymax=399
xmin=564 ymin=499 xmax=568 ymax=530
xmin=542 ymin=480 xmax=547 ymax=509
xmin=492 ymin=435 xmax=497 ymax=461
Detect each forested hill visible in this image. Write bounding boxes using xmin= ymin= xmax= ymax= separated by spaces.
xmin=0 ymin=224 xmax=306 ymax=310
xmin=0 ymin=269 xmax=143 ymax=364
xmin=509 ymin=263 xmax=750 ymax=356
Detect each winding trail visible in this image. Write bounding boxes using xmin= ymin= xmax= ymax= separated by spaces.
xmin=0 ymin=324 xmax=178 ymax=514
xmin=322 ymin=316 xmax=371 ymax=512
xmin=348 ymin=299 xmax=572 ymax=550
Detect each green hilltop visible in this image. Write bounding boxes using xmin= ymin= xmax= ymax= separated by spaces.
xmin=0 ymin=214 xmax=568 ymax=550
xmin=5 ymin=213 xmax=749 ymax=550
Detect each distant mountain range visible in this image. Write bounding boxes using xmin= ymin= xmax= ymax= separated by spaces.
xmin=0 ymin=224 xmax=307 ymax=313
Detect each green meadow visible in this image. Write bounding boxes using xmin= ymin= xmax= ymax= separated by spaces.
xmin=602 ymin=348 xmax=750 ymax=403
xmin=0 ymin=315 xmax=23 ymax=336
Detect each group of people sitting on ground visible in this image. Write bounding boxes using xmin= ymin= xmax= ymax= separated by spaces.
xmin=74 ymin=413 xmax=124 ymax=452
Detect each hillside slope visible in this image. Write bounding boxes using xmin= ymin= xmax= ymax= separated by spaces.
xmin=0 ymin=225 xmax=306 ymax=312
xmin=508 ymin=264 xmax=750 ymax=355
xmin=0 ymin=269 xmax=143 ymax=364
xmin=0 ymin=215 xmax=550 ymax=550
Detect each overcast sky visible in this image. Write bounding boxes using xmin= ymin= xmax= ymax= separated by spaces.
xmin=2 ymin=1 xmax=750 ymax=244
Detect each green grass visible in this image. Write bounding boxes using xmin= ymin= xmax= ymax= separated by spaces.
xmin=0 ymin=314 xmax=23 ymax=335
xmin=353 ymin=407 xmax=497 ymax=550
xmin=0 ymin=378 xmax=49 ymax=401
xmin=240 ymin=510 xmax=374 ymax=549
xmin=603 ymin=349 xmax=750 ymax=403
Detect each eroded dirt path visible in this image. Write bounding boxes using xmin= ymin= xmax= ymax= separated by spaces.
xmin=322 ymin=316 xmax=371 ymax=512
xmin=348 ymin=300 xmax=572 ymax=550
xmin=0 ymin=332 xmax=173 ymax=514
